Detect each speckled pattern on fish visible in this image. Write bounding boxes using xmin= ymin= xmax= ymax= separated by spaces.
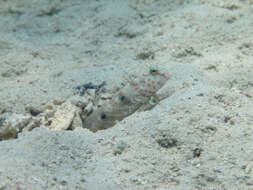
xmin=82 ymin=67 xmax=169 ymax=132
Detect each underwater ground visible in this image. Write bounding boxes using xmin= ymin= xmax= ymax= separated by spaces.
xmin=1 ymin=0 xmax=253 ymax=189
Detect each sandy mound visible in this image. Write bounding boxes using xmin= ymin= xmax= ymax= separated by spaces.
xmin=1 ymin=0 xmax=253 ymax=189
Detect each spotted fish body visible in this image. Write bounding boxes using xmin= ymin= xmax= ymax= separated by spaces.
xmin=83 ymin=68 xmax=169 ymax=132
xmin=119 ymin=69 xmax=168 ymax=104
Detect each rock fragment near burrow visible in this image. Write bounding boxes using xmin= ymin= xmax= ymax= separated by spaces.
xmin=0 ymin=113 xmax=31 ymax=140
xmin=48 ymin=101 xmax=77 ymax=130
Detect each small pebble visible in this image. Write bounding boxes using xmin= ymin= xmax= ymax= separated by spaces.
xmin=213 ymin=167 xmax=222 ymax=173
xmin=60 ymin=180 xmax=68 ymax=186
xmin=113 ymin=140 xmax=127 ymax=155
xmin=193 ymin=148 xmax=202 ymax=158
xmin=44 ymin=104 xmax=54 ymax=110
xmin=156 ymin=138 xmax=177 ymax=148
xmin=245 ymin=161 xmax=253 ymax=175
xmin=25 ymin=106 xmax=42 ymax=116
xmin=53 ymin=98 xmax=65 ymax=105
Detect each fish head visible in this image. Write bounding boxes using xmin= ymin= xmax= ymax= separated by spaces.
xmin=83 ymin=102 xmax=131 ymax=132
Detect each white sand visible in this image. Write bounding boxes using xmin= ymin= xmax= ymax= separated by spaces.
xmin=1 ymin=0 xmax=253 ymax=189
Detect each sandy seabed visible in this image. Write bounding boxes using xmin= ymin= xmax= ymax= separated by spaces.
xmin=1 ymin=0 xmax=253 ymax=189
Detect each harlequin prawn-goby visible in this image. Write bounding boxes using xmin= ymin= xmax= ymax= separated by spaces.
xmin=82 ymin=67 xmax=169 ymax=132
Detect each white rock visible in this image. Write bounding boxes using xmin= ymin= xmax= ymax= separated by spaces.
xmin=70 ymin=109 xmax=83 ymax=130
xmin=49 ymin=101 xmax=77 ymax=130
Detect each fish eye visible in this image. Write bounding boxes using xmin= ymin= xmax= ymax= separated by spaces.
xmin=150 ymin=69 xmax=157 ymax=74
xmin=120 ymin=95 xmax=125 ymax=101
xmin=101 ymin=113 xmax=107 ymax=120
